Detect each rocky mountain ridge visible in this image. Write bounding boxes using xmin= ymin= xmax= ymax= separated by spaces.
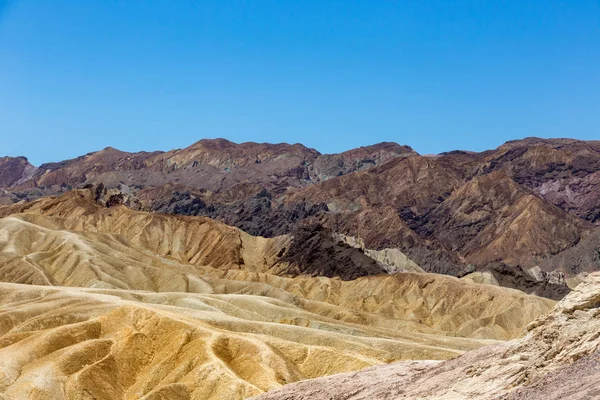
xmin=1 ymin=137 xmax=599 ymax=399
xmin=2 ymin=137 xmax=599 ymax=291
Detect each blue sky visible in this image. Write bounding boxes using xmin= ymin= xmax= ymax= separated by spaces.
xmin=1 ymin=0 xmax=599 ymax=165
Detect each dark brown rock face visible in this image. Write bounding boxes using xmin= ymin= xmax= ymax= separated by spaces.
xmin=278 ymin=224 xmax=387 ymax=280
xmin=418 ymin=171 xmax=588 ymax=267
xmin=477 ymin=137 xmax=600 ymax=223
xmin=540 ymin=228 xmax=600 ymax=277
xmin=469 ymin=262 xmax=571 ymax=301
xmin=0 ymin=156 xmax=36 ymax=189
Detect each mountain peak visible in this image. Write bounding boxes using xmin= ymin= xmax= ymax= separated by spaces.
xmin=0 ymin=156 xmax=37 ymax=189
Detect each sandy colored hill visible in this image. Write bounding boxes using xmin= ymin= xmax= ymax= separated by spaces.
xmin=0 ymin=209 xmax=551 ymax=340
xmin=0 ymin=190 xmax=553 ymax=341
xmin=0 ymin=189 xmax=557 ymax=399
xmin=0 ymin=189 xmax=391 ymax=280
xmin=0 ymin=283 xmax=466 ymax=400
xmin=252 ymin=272 xmax=600 ymax=400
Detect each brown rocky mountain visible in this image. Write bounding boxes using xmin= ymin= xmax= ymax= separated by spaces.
xmin=288 ymin=155 xmax=464 ymax=218
xmin=285 ymin=155 xmax=468 ymax=275
xmin=0 ymin=157 xmax=36 ymax=204
xmin=17 ymin=147 xmax=156 ymax=189
xmin=540 ymin=228 xmax=600 ymax=285
xmin=9 ymin=139 xmax=415 ymax=203
xmin=308 ymin=141 xmax=417 ymax=182
xmin=418 ymin=170 xmax=589 ymax=267
xmin=0 ymin=156 xmax=36 ymax=189
xmin=477 ymin=137 xmax=600 ymax=223
xmin=2 ymin=137 xmax=600 ymax=294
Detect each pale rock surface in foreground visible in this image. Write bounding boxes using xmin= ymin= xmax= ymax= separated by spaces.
xmin=253 ymin=272 xmax=600 ymax=399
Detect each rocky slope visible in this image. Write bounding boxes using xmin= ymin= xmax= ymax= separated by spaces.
xmin=9 ymin=139 xmax=414 ymax=204
xmin=540 ymin=228 xmax=600 ymax=286
xmin=478 ymin=138 xmax=600 ymax=223
xmin=308 ymin=142 xmax=417 ymax=182
xmin=0 ymin=156 xmax=36 ymax=189
xmin=285 ymin=156 xmax=468 ymax=274
xmin=3 ymin=137 xmax=600 ymax=285
xmin=0 ymin=190 xmax=553 ymax=341
xmin=281 ymin=150 xmax=590 ymax=275
xmin=332 ymin=233 xmax=424 ymax=273
xmin=0 ymin=189 xmax=391 ymax=281
xmin=0 ymin=157 xmax=36 ymax=204
xmin=252 ymin=272 xmax=600 ymax=400
xmin=461 ymin=262 xmax=570 ymax=301
xmin=418 ymin=171 xmax=588 ymax=267
xmin=0 ymin=190 xmax=556 ymax=399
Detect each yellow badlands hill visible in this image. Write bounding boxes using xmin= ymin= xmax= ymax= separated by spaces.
xmin=253 ymin=272 xmax=600 ymax=400
xmin=0 ymin=191 xmax=554 ymax=399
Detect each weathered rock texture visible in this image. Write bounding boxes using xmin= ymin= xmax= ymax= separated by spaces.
xmin=0 ymin=190 xmax=553 ymax=340
xmin=0 ymin=189 xmax=388 ymax=281
xmin=0 ymin=190 xmax=556 ymax=399
xmin=252 ymin=272 xmax=600 ymax=400
xmin=0 ymin=156 xmax=36 ymax=189
xmin=461 ymin=262 xmax=571 ymax=301
xmin=3 ymin=137 xmax=600 ymax=288
xmin=332 ymin=233 xmax=424 ymax=273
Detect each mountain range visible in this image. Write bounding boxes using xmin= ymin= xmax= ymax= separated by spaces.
xmin=0 ymin=186 xmax=553 ymax=399
xmin=1 ymin=136 xmax=600 ymax=399
xmin=3 ymin=137 xmax=600 ymax=296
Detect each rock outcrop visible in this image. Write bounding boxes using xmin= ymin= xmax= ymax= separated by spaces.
xmin=540 ymin=228 xmax=600 ymax=286
xmin=479 ymin=137 xmax=600 ymax=223
xmin=332 ymin=233 xmax=424 ymax=273
xmin=308 ymin=142 xmax=417 ymax=182
xmin=418 ymin=171 xmax=589 ymax=267
xmin=461 ymin=262 xmax=571 ymax=301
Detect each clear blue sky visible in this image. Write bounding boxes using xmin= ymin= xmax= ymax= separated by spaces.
xmin=1 ymin=0 xmax=599 ymax=165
